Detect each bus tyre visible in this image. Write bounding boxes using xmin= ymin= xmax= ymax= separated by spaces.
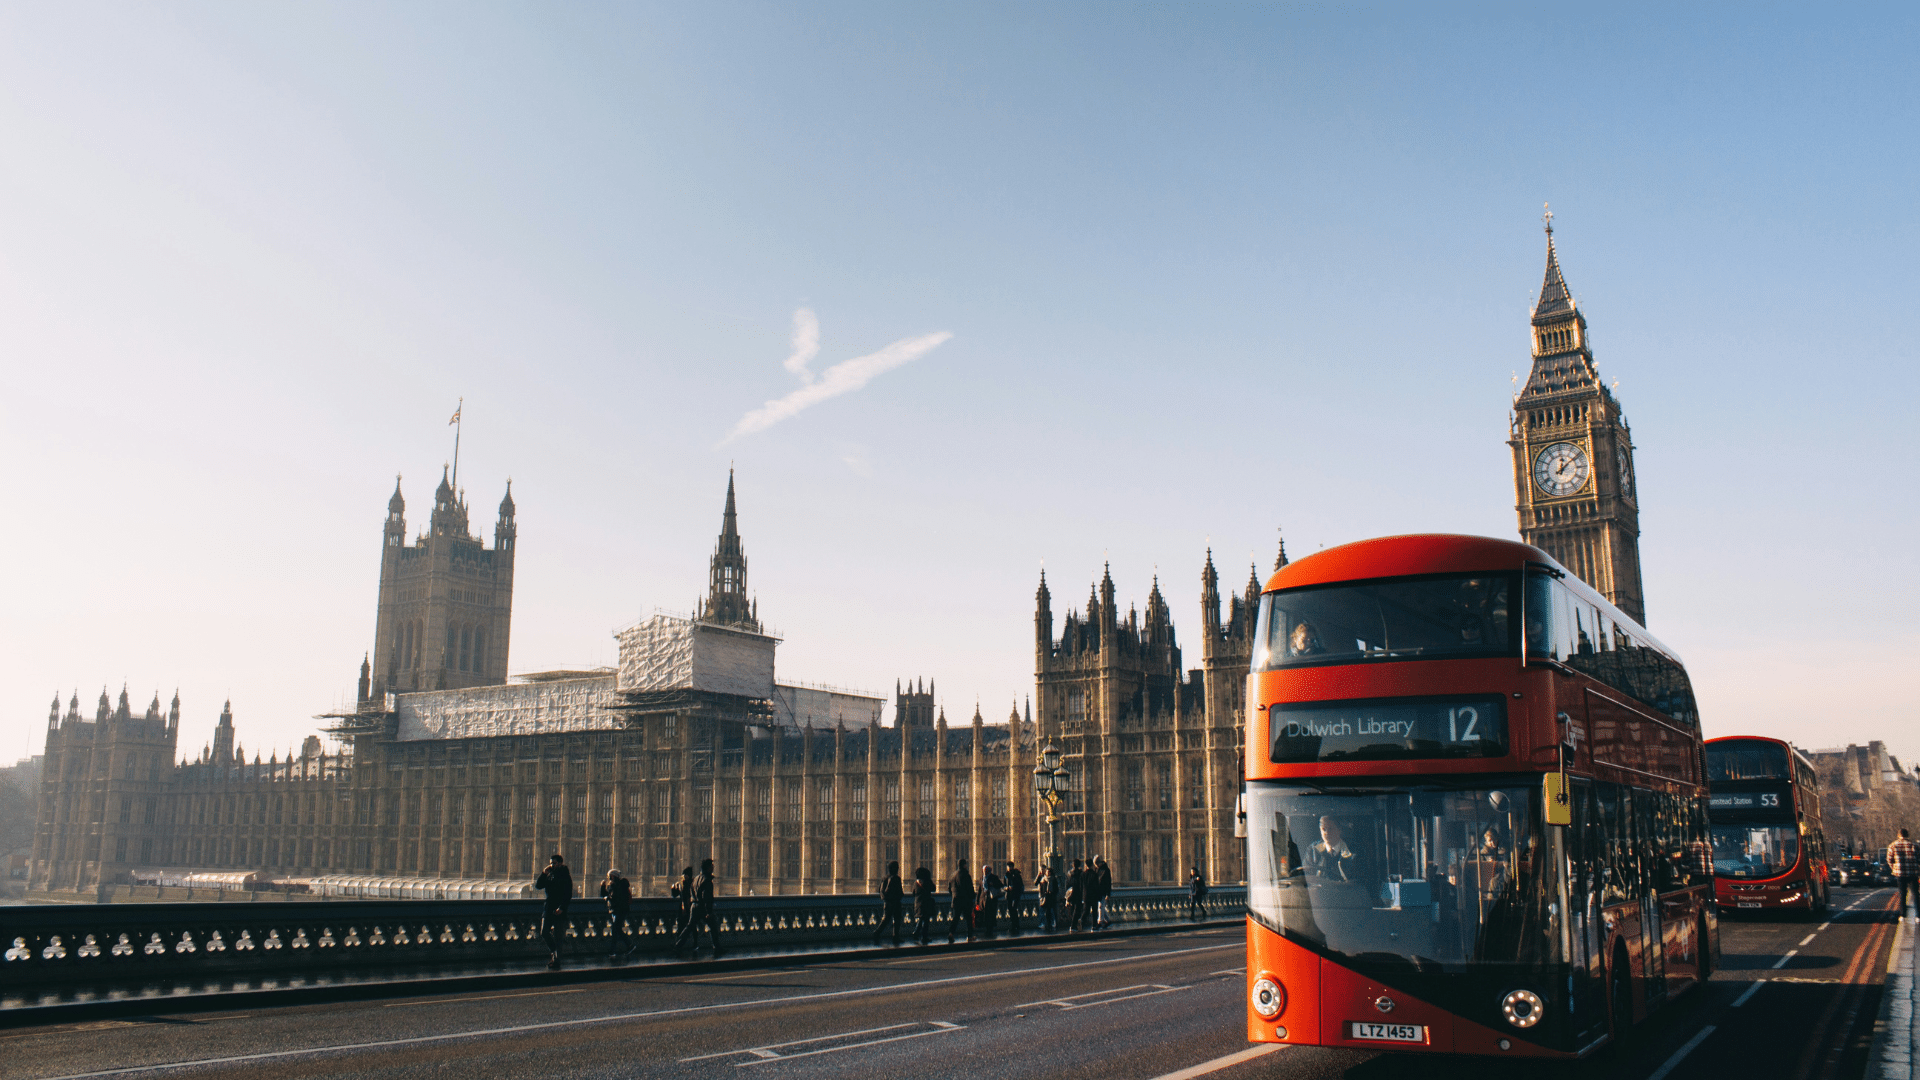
xmin=1609 ymin=946 xmax=1633 ymax=1039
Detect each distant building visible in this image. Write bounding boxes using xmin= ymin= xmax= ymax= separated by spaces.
xmin=1806 ymin=742 xmax=1920 ymax=855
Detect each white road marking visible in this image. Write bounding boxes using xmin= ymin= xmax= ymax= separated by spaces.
xmin=29 ymin=941 xmax=1240 ymax=1080
xmin=1147 ymin=1043 xmax=1288 ymax=1080
xmin=1731 ymin=983 xmax=1764 ymax=1007
xmin=1819 ymin=922 xmax=1831 ymax=931
xmin=680 ymin=1021 xmax=924 ymax=1061
xmin=1646 ymin=1025 xmax=1715 ymax=1080
xmin=1210 ymin=968 xmax=1246 ymax=977
xmin=383 ymin=986 xmax=597 ymax=1007
xmin=1012 ymin=984 xmax=1191 ymax=1010
xmin=736 ymin=1021 xmax=962 ymax=1066
xmin=1798 ymin=933 xmax=1817 ymax=947
xmin=688 ymin=968 xmax=816 ymax=983
xmin=1771 ymin=949 xmax=1798 ymax=969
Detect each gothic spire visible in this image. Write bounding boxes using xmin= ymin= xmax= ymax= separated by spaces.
xmin=703 ymin=470 xmax=757 ymax=630
xmin=1274 ymin=528 xmax=1290 ymax=572
xmin=1532 ymin=204 xmax=1577 ymax=323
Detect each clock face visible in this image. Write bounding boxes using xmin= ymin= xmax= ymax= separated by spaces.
xmin=1533 ymin=442 xmax=1590 ymax=497
xmin=1616 ymin=447 xmax=1634 ymax=498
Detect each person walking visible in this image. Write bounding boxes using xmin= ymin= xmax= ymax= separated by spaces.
xmin=873 ymin=861 xmax=906 ymax=945
xmin=911 ymin=867 xmax=938 ymax=945
xmin=671 ymin=866 xmax=695 ymax=938
xmin=948 ymin=863 xmax=976 ymax=943
xmin=534 ymin=853 xmax=574 ymax=969
xmin=673 ymin=858 xmax=724 ymax=955
xmin=1094 ymin=855 xmax=1114 ymax=930
xmin=1065 ymin=859 xmax=1087 ymax=931
xmin=600 ymin=867 xmax=633 ymax=957
xmin=1890 ymin=829 xmax=1919 ymax=920
xmin=1186 ymin=866 xmax=1208 ymax=921
xmin=978 ymin=863 xmax=1002 ymax=937
xmin=1004 ymin=861 xmax=1026 ymax=934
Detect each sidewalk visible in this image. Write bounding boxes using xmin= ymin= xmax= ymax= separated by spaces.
xmin=1872 ymin=915 xmax=1915 ymax=1080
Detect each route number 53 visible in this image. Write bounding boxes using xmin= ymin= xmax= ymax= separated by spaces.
xmin=1760 ymin=793 xmax=1780 ymax=807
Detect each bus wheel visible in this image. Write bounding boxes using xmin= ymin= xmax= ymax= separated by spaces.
xmin=1609 ymin=945 xmax=1633 ymax=1038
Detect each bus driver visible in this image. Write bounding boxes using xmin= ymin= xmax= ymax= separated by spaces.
xmin=1306 ymin=816 xmax=1368 ymax=884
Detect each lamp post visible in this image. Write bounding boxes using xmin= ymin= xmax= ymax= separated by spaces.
xmin=1033 ymin=740 xmax=1069 ymax=881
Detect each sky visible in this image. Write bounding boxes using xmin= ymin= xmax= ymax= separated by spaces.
xmin=2 ymin=4 xmax=1916 ymax=770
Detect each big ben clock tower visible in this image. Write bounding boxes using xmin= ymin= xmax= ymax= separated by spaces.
xmin=1509 ymin=207 xmax=1647 ymax=623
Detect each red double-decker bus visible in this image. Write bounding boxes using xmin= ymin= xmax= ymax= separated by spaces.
xmin=1243 ymin=534 xmax=1717 ymax=1058
xmin=1706 ymin=736 xmax=1829 ymax=915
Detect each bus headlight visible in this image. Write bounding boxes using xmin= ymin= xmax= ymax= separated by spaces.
xmin=1501 ymin=988 xmax=1543 ymax=1028
xmin=1251 ymin=976 xmax=1286 ymax=1019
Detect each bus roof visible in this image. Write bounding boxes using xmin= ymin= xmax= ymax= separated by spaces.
xmin=1264 ymin=534 xmax=1551 ymax=593
xmin=1705 ymin=735 xmax=1816 ymax=772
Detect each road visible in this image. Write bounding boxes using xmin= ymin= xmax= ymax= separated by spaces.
xmin=4 ymin=887 xmax=1899 ymax=1080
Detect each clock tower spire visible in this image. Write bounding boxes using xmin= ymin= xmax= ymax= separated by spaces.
xmin=1508 ymin=207 xmax=1647 ymax=623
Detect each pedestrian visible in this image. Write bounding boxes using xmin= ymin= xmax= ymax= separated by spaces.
xmin=948 ymin=863 xmax=976 ymax=943
xmin=978 ymin=863 xmax=1002 ymax=937
xmin=1094 ymin=855 xmax=1113 ymax=929
xmin=1890 ymin=828 xmax=1919 ymax=920
xmin=1004 ymin=861 xmax=1026 ymax=934
xmin=1186 ymin=866 xmax=1208 ymax=921
xmin=601 ymin=867 xmax=633 ymax=957
xmin=534 ymin=852 xmax=573 ymax=969
xmin=671 ymin=866 xmax=695 ymax=937
xmin=673 ymin=857 xmax=724 ymax=955
xmin=1065 ymin=858 xmax=1087 ymax=931
xmin=912 ymin=867 xmax=938 ymax=945
xmin=1036 ymin=865 xmax=1057 ymax=932
xmin=873 ymin=861 xmax=905 ymax=945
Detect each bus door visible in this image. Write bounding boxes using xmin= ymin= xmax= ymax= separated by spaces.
xmin=1631 ymin=788 xmax=1668 ymax=1008
xmin=1569 ymin=778 xmax=1607 ymax=1042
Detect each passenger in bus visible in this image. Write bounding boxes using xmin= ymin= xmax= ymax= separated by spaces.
xmin=1289 ymin=621 xmax=1325 ymax=657
xmin=1453 ymin=579 xmax=1505 ymax=645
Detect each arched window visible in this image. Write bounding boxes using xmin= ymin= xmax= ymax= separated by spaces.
xmin=473 ymin=630 xmax=487 ymax=673
xmin=446 ymin=625 xmax=457 ymax=669
xmin=459 ymin=627 xmax=473 ymax=672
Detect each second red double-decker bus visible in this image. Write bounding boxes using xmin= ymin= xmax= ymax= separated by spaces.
xmin=1706 ymin=736 xmax=1829 ymax=915
xmin=1244 ymin=534 xmax=1716 ymax=1058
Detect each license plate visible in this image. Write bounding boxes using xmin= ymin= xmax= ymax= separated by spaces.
xmin=1737 ymin=902 xmax=1762 ymax=908
xmin=1350 ymin=1021 xmax=1427 ymax=1043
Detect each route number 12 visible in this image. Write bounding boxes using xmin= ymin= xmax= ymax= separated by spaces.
xmin=1447 ymin=707 xmax=1481 ymax=743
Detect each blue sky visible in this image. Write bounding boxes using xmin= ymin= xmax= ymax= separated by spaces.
xmin=3 ymin=4 xmax=1915 ymax=767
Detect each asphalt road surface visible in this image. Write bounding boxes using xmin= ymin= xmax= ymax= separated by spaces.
xmin=5 ymin=887 xmax=1899 ymax=1080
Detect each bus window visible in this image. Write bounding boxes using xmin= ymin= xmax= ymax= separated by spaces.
xmin=1706 ymin=740 xmax=1790 ymax=782
xmin=1712 ymin=824 xmax=1799 ymax=879
xmin=1253 ymin=575 xmax=1512 ymax=671
xmin=1245 ymin=781 xmax=1561 ymax=970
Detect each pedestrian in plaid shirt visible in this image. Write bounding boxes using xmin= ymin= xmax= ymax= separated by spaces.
xmin=1888 ymin=829 xmax=1919 ymax=919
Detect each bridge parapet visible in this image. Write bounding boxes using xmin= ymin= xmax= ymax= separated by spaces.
xmin=1 ymin=887 xmax=1246 ymax=989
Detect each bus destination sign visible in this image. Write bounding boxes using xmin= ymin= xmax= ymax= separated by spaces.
xmin=1269 ymin=696 xmax=1507 ymax=763
xmin=1708 ymin=785 xmax=1793 ymax=812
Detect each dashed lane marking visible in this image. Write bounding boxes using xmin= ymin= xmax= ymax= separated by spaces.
xmin=29 ymin=941 xmax=1239 ymax=1080
xmin=1799 ymin=934 xmax=1818 ymax=947
xmin=1210 ymin=968 xmax=1246 ymax=977
xmin=1147 ymin=1044 xmax=1288 ymax=1080
xmin=1646 ymin=1025 xmax=1716 ymax=1080
xmin=383 ymin=986 xmax=598 ymax=1007
xmin=1731 ymin=983 xmax=1764 ymax=1008
xmin=1771 ymin=949 xmax=1799 ymax=970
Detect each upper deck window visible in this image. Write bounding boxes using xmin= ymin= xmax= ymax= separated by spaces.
xmin=1252 ymin=574 xmax=1513 ymax=672
xmin=1706 ymin=740 xmax=1791 ymax=782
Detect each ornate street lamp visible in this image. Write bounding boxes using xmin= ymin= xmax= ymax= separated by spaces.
xmin=1033 ymin=740 xmax=1069 ymax=879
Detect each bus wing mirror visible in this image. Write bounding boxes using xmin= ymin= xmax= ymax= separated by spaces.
xmin=1543 ymin=773 xmax=1572 ymax=827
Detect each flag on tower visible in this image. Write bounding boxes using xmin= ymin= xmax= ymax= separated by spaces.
xmin=449 ymin=404 xmax=461 ymax=425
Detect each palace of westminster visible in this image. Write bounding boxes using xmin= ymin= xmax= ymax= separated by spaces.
xmin=27 ymin=221 xmax=1647 ymax=899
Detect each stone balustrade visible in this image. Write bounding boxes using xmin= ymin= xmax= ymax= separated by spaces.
xmin=1 ymin=886 xmax=1243 ymax=987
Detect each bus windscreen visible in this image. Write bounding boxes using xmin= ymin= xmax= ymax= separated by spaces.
xmin=1253 ymin=574 xmax=1512 ymax=671
xmin=1706 ymin=740 xmax=1791 ymax=782
xmin=1712 ymin=824 xmax=1799 ymax=878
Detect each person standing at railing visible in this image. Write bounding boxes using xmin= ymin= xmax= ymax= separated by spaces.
xmin=978 ymin=863 xmax=1003 ymax=936
xmin=1890 ymin=829 xmax=1919 ymax=920
xmin=673 ymin=858 xmax=724 ymax=956
xmin=873 ymin=861 xmax=905 ymax=945
xmin=948 ymin=863 xmax=977 ymax=943
xmin=1065 ymin=859 xmax=1087 ymax=931
xmin=601 ymin=868 xmax=633 ymax=958
xmin=1035 ymin=865 xmax=1058 ymax=932
xmin=1004 ymin=861 xmax=1026 ymax=934
xmin=1186 ymin=866 xmax=1208 ymax=921
xmin=912 ymin=866 xmax=938 ymax=945
xmin=534 ymin=853 xmax=573 ymax=969
xmin=1093 ymin=855 xmax=1114 ymax=930
xmin=671 ymin=866 xmax=695 ymax=938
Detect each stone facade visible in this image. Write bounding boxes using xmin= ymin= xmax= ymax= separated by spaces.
xmin=1809 ymin=742 xmax=1920 ymax=857
xmin=30 ymin=472 xmax=1258 ymax=898
xmin=1509 ymin=215 xmax=1648 ymax=623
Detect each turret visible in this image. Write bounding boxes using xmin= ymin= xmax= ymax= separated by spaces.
xmin=702 ymin=470 xmax=757 ymax=629
xmin=495 ymin=480 xmax=517 ymax=552
xmin=1200 ymin=548 xmax=1222 ymax=643
xmin=212 ymin=699 xmax=235 ymax=764
xmin=357 ymin=654 xmax=372 ymax=705
xmin=1034 ymin=570 xmax=1053 ymax=669
xmin=1274 ymin=529 xmax=1290 ymax=572
xmin=385 ymin=475 xmax=406 ymax=547
xmin=114 ymin=685 xmax=131 ymax=723
xmin=168 ymin=689 xmax=180 ymax=729
xmin=48 ymin=693 xmax=59 ymax=727
xmin=96 ymin=686 xmax=111 ymax=722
